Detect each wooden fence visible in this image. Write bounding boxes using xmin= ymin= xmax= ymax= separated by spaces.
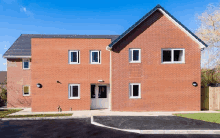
xmin=201 ymin=87 xmax=220 ymax=110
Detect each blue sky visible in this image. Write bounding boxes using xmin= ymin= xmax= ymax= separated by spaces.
xmin=0 ymin=0 xmax=219 ymax=71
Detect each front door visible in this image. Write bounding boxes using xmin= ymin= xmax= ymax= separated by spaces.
xmin=91 ymin=84 xmax=109 ymax=109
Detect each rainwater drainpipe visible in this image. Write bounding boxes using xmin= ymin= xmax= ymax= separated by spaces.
xmin=106 ymin=46 xmax=112 ymax=111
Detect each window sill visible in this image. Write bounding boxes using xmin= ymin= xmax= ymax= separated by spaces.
xmin=129 ymin=97 xmax=141 ymax=99
xmin=22 ymin=68 xmax=30 ymax=70
xmin=129 ymin=61 xmax=141 ymax=63
xmin=69 ymin=97 xmax=80 ymax=99
xmin=90 ymin=63 xmax=101 ymax=64
xmin=161 ymin=62 xmax=185 ymax=64
xmin=23 ymin=95 xmax=30 ymax=97
xmin=69 ymin=63 xmax=80 ymax=64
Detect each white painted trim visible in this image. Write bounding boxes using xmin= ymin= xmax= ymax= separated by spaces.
xmin=22 ymin=58 xmax=30 ymax=70
xmin=158 ymin=8 xmax=206 ymax=49
xmin=90 ymin=50 xmax=101 ymax=64
xmin=68 ymin=84 xmax=80 ymax=99
xmin=69 ymin=50 xmax=80 ymax=64
xmin=109 ymin=51 xmax=112 ymax=110
xmin=129 ymin=83 xmax=141 ymax=99
xmin=3 ymin=56 xmax=31 ymax=59
xmin=23 ymin=85 xmax=30 ymax=96
xmin=161 ymin=48 xmax=185 ymax=64
xmin=129 ymin=49 xmax=141 ymax=63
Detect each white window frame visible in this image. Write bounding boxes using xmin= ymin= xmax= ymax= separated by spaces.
xmin=129 ymin=49 xmax=141 ymax=63
xmin=68 ymin=84 xmax=80 ymax=99
xmin=69 ymin=50 xmax=80 ymax=64
xmin=161 ymin=48 xmax=185 ymax=64
xmin=22 ymin=58 xmax=30 ymax=69
xmin=23 ymin=85 xmax=30 ymax=96
xmin=90 ymin=50 xmax=101 ymax=64
xmin=129 ymin=83 xmax=141 ymax=99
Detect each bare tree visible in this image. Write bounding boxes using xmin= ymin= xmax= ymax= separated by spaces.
xmin=196 ymin=3 xmax=220 ymax=69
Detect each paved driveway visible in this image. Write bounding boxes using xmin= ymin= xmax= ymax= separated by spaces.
xmin=0 ymin=118 xmax=220 ymax=138
xmin=93 ymin=116 xmax=220 ymax=130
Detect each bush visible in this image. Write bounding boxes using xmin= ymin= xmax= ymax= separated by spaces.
xmin=0 ymin=79 xmax=7 ymax=106
xmin=201 ymin=68 xmax=220 ymax=87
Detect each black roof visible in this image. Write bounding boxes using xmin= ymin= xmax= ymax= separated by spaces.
xmin=3 ymin=34 xmax=119 ymax=57
xmin=108 ymin=4 xmax=208 ymax=48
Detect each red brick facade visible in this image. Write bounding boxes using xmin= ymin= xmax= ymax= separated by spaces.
xmin=31 ymin=38 xmax=110 ymax=112
xmin=7 ymin=58 xmax=32 ymax=108
xmin=6 ymin=10 xmax=202 ymax=112
xmin=111 ymin=11 xmax=201 ymax=111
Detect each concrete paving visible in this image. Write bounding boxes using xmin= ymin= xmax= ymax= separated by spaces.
xmin=4 ymin=108 xmax=220 ymax=117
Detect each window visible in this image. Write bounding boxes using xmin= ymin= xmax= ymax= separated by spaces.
xmin=162 ymin=49 xmax=185 ymax=63
xmin=69 ymin=84 xmax=80 ymax=99
xmin=90 ymin=50 xmax=101 ymax=64
xmin=91 ymin=85 xmax=96 ymax=98
xmin=129 ymin=83 xmax=141 ymax=98
xmin=22 ymin=59 xmax=30 ymax=69
xmin=129 ymin=49 xmax=141 ymax=63
xmin=23 ymin=85 xmax=30 ymax=96
xmin=69 ymin=50 xmax=80 ymax=64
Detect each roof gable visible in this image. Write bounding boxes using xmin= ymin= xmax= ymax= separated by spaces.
xmin=107 ymin=4 xmax=207 ymax=50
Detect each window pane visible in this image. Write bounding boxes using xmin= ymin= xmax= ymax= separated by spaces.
xmin=24 ymin=86 xmax=29 ymax=95
xmin=133 ymin=85 xmax=139 ymax=96
xmin=174 ymin=50 xmax=183 ymax=61
xmin=133 ymin=50 xmax=139 ymax=61
xmin=98 ymin=86 xmax=107 ymax=98
xmin=72 ymin=86 xmax=78 ymax=97
xmin=71 ymin=52 xmax=77 ymax=62
xmin=91 ymin=85 xmax=95 ymax=98
xmin=92 ymin=52 xmax=98 ymax=62
xmin=163 ymin=50 xmax=171 ymax=62
xmin=24 ymin=62 xmax=29 ymax=68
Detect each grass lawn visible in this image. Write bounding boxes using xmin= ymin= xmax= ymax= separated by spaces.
xmin=0 ymin=109 xmax=23 ymax=118
xmin=4 ymin=113 xmax=73 ymax=118
xmin=174 ymin=113 xmax=220 ymax=124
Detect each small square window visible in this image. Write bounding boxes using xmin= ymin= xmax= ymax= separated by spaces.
xmin=129 ymin=83 xmax=141 ymax=98
xmin=23 ymin=85 xmax=30 ymax=96
xmin=69 ymin=50 xmax=80 ymax=64
xmin=129 ymin=49 xmax=141 ymax=63
xmin=162 ymin=49 xmax=185 ymax=63
xmin=90 ymin=50 xmax=101 ymax=64
xmin=22 ymin=59 xmax=30 ymax=69
xmin=69 ymin=84 xmax=80 ymax=99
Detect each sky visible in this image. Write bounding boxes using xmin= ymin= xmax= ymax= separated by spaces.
xmin=0 ymin=0 xmax=219 ymax=71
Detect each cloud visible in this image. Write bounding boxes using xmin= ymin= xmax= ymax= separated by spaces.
xmin=20 ymin=7 xmax=27 ymax=12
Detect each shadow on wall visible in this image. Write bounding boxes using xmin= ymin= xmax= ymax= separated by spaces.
xmin=112 ymin=10 xmax=163 ymax=53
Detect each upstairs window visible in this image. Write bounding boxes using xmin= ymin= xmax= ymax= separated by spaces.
xmin=23 ymin=85 xmax=30 ymax=96
xmin=129 ymin=49 xmax=141 ymax=63
xmin=22 ymin=59 xmax=30 ymax=69
xmin=69 ymin=50 xmax=80 ymax=64
xmin=90 ymin=50 xmax=101 ymax=64
xmin=129 ymin=83 xmax=141 ymax=99
xmin=69 ymin=84 xmax=80 ymax=99
xmin=162 ymin=49 xmax=185 ymax=63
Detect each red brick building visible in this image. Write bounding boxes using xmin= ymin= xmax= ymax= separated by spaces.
xmin=3 ymin=5 xmax=207 ymax=112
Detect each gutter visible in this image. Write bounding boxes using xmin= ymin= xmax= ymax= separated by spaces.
xmin=3 ymin=56 xmax=31 ymax=59
xmin=106 ymin=46 xmax=112 ymax=111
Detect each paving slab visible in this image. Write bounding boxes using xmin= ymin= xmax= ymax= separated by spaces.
xmin=93 ymin=116 xmax=220 ymax=130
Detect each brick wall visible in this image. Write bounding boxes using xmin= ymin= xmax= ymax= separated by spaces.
xmin=31 ymin=38 xmax=110 ymax=112
xmin=7 ymin=58 xmax=32 ymax=108
xmin=111 ymin=10 xmax=201 ymax=111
